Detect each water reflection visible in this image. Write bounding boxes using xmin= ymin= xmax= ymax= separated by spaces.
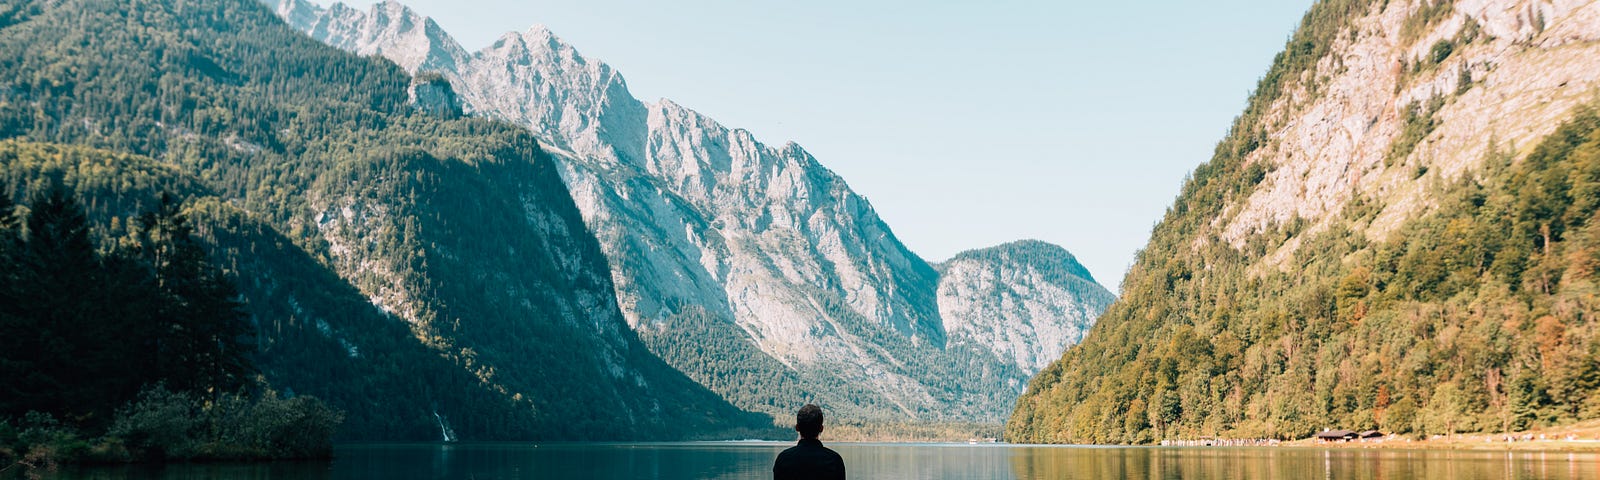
xmin=1007 ymin=446 xmax=1600 ymax=480
xmin=47 ymin=461 xmax=331 ymax=480
xmin=38 ymin=443 xmax=1600 ymax=480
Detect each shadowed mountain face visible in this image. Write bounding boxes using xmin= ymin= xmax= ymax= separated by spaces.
xmin=1008 ymin=0 xmax=1600 ymax=444
xmin=0 ymin=0 xmax=770 ymax=440
xmin=275 ymin=0 xmax=1115 ymax=424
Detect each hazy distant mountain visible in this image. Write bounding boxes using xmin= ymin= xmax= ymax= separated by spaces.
xmin=937 ymin=240 xmax=1113 ymax=374
xmin=276 ymin=0 xmax=1116 ymax=424
xmin=1009 ymin=0 xmax=1600 ymax=444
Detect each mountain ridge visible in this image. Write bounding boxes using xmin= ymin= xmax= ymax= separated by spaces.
xmin=277 ymin=0 xmax=1116 ymax=425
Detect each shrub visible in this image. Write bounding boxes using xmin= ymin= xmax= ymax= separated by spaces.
xmin=1429 ymin=40 xmax=1454 ymax=64
xmin=102 ymin=385 xmax=344 ymax=462
xmin=202 ymin=391 xmax=343 ymax=460
xmin=107 ymin=386 xmax=202 ymax=460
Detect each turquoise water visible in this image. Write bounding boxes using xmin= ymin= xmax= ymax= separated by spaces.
xmin=40 ymin=442 xmax=1600 ymax=479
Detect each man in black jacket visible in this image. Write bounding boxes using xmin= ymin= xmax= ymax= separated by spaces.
xmin=773 ymin=404 xmax=845 ymax=479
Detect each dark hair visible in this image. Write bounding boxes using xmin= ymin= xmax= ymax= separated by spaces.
xmin=796 ymin=404 xmax=824 ymax=438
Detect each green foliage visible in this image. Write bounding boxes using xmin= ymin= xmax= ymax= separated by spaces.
xmin=1007 ymin=39 xmax=1600 ymax=445
xmin=105 ymin=387 xmax=200 ymax=460
xmin=1387 ymin=97 xmax=1444 ymax=167
xmin=108 ymin=385 xmax=342 ymax=461
xmin=0 ymin=147 xmax=350 ymax=468
xmin=0 ymin=385 xmax=340 ymax=475
xmin=0 ymin=169 xmax=251 ymax=428
xmin=1428 ymin=39 xmax=1455 ymax=65
xmin=1382 ymin=395 xmax=1418 ymax=434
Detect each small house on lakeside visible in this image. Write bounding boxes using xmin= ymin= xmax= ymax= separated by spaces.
xmin=1315 ymin=430 xmax=1358 ymax=442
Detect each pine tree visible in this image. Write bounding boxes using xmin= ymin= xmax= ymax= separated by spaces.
xmin=12 ymin=185 xmax=104 ymax=419
xmin=0 ymin=192 xmax=24 ymax=415
xmin=132 ymin=193 xmax=254 ymax=395
xmin=5 ymin=186 xmax=162 ymax=425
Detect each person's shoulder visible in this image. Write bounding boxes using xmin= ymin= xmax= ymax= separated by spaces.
xmin=822 ymin=445 xmax=844 ymax=460
xmin=775 ymin=443 xmax=809 ymax=461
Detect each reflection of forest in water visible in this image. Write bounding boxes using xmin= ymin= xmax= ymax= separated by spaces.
xmin=1009 ymin=447 xmax=1600 ymax=480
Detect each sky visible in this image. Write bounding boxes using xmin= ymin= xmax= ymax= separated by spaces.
xmin=319 ymin=0 xmax=1314 ymax=292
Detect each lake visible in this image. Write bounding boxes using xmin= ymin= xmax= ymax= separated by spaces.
xmin=39 ymin=442 xmax=1600 ymax=479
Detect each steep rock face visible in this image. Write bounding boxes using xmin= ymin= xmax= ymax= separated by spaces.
xmin=937 ymin=241 xmax=1116 ymax=373
xmin=407 ymin=73 xmax=462 ymax=117
xmin=279 ymin=0 xmax=1114 ymax=424
xmin=1008 ymin=0 xmax=1600 ymax=445
xmin=1217 ymin=0 xmax=1600 ymax=255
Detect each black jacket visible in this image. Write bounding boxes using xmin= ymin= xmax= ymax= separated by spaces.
xmin=773 ymin=438 xmax=846 ymax=480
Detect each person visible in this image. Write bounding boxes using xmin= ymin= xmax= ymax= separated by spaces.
xmin=773 ymin=404 xmax=845 ymax=480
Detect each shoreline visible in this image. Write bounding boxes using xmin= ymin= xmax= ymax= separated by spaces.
xmin=1280 ymin=437 xmax=1600 ymax=452
xmin=1175 ymin=419 xmax=1600 ymax=452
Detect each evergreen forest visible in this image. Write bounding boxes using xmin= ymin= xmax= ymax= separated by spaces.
xmin=0 ymin=142 xmax=341 ymax=465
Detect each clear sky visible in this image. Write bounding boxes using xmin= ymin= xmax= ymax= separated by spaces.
xmin=319 ymin=0 xmax=1315 ymax=292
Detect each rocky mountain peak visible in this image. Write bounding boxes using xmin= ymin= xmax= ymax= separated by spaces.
xmin=274 ymin=0 xmax=466 ymax=73
xmin=947 ymin=239 xmax=1100 ymax=285
xmin=937 ymin=240 xmax=1114 ymax=373
xmin=279 ymin=0 xmax=1114 ymax=425
xmin=521 ymin=24 xmax=564 ymax=50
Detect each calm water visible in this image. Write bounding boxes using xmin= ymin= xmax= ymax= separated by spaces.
xmin=41 ymin=442 xmax=1600 ymax=479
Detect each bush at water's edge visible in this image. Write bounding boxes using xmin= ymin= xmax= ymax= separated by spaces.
xmin=0 ymin=385 xmax=343 ymax=475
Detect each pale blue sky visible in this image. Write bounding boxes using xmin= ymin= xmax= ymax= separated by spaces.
xmin=322 ymin=0 xmax=1314 ymax=291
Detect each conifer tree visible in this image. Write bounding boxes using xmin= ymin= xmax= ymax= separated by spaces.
xmin=0 ymin=192 xmax=23 ymax=415
xmin=132 ymin=193 xmax=254 ymax=395
xmin=13 ymin=185 xmax=104 ymax=419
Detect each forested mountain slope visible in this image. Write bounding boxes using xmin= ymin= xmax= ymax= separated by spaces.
xmin=0 ymin=0 xmax=766 ymax=440
xmin=1008 ymin=0 xmax=1600 ymax=444
xmin=277 ymin=0 xmax=1117 ymax=425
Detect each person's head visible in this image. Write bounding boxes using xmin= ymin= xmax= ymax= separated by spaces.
xmin=795 ymin=404 xmax=824 ymax=439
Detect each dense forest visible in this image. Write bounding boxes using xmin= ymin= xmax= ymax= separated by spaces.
xmin=0 ymin=142 xmax=340 ymax=466
xmin=1007 ymin=0 xmax=1600 ymax=444
xmin=0 ymin=0 xmax=771 ymax=441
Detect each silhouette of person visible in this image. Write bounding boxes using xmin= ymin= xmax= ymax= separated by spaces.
xmin=773 ymin=404 xmax=846 ymax=480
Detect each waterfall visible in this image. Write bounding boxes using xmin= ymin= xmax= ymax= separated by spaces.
xmin=433 ymin=410 xmax=458 ymax=443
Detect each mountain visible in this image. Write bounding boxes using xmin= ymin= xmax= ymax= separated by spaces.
xmin=275 ymin=0 xmax=1116 ymax=425
xmin=0 ymin=0 xmax=769 ymax=440
xmin=937 ymin=240 xmax=1112 ymax=374
xmin=1008 ymin=0 xmax=1600 ymax=444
